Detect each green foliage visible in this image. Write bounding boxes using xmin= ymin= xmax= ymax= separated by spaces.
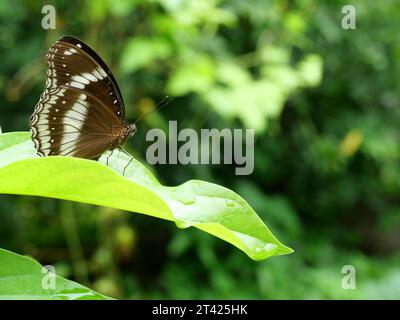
xmin=0 ymin=132 xmax=292 ymax=261
xmin=0 ymin=248 xmax=107 ymax=300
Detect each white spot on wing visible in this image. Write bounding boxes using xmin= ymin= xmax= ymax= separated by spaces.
xmin=97 ymin=67 xmax=107 ymax=78
xmin=71 ymin=75 xmax=90 ymax=85
xmin=41 ymin=142 xmax=51 ymax=149
xmin=82 ymin=72 xmax=98 ymax=82
xmin=60 ymin=94 xmax=88 ymax=155
xmin=70 ymin=81 xmax=85 ymax=89
xmin=92 ymin=69 xmax=104 ymax=80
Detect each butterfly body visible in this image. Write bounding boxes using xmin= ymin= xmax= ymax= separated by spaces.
xmin=110 ymin=122 xmax=137 ymax=150
xmin=30 ymin=36 xmax=136 ymax=161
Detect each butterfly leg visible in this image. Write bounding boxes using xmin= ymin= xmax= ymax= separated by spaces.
xmin=123 ymin=156 xmax=134 ymax=176
xmin=119 ymin=148 xmax=133 ymax=176
xmin=106 ymin=149 xmax=114 ymax=166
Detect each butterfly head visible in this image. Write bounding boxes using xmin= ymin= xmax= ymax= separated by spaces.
xmin=120 ymin=122 xmax=137 ymax=143
xmin=127 ymin=123 xmax=137 ymax=138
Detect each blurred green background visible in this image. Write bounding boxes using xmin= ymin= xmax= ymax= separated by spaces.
xmin=1 ymin=0 xmax=400 ymax=299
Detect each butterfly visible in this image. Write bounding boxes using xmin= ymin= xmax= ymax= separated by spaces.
xmin=29 ymin=36 xmax=137 ymax=172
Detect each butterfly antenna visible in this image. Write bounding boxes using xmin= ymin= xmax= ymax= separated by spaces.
xmin=121 ymin=96 xmax=173 ymax=175
xmin=134 ymin=96 xmax=173 ymax=125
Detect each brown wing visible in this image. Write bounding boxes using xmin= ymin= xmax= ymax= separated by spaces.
xmin=30 ymin=36 xmax=125 ymax=159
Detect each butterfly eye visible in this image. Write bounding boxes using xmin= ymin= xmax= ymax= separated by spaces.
xmin=129 ymin=124 xmax=137 ymax=138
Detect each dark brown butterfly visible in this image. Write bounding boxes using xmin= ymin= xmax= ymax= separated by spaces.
xmin=29 ymin=36 xmax=137 ymax=170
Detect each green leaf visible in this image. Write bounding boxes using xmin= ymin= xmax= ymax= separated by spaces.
xmin=167 ymin=55 xmax=216 ymax=96
xmin=120 ymin=37 xmax=172 ymax=73
xmin=297 ymin=54 xmax=323 ymax=87
xmin=0 ymin=132 xmax=293 ymax=261
xmin=0 ymin=248 xmax=108 ymax=300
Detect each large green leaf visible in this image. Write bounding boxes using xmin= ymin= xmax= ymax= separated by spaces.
xmin=0 ymin=132 xmax=293 ymax=260
xmin=0 ymin=248 xmax=108 ymax=300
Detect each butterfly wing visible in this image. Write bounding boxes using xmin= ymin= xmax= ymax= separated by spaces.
xmin=30 ymin=36 xmax=125 ymax=159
